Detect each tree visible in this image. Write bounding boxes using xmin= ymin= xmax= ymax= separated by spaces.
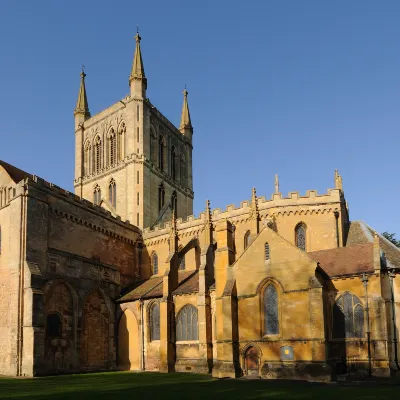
xmin=382 ymin=232 xmax=400 ymax=248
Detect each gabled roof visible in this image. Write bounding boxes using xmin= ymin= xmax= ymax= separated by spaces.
xmin=0 ymin=160 xmax=33 ymax=184
xmin=309 ymin=243 xmax=374 ymax=277
xmin=347 ymin=221 xmax=400 ymax=268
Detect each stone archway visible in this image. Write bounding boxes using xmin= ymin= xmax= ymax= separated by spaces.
xmin=117 ymin=309 xmax=140 ymax=370
xmin=81 ymin=291 xmax=110 ymax=370
xmin=244 ymin=346 xmax=259 ymax=376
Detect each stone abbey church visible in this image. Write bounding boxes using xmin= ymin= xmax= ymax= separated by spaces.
xmin=0 ymin=34 xmax=400 ymax=381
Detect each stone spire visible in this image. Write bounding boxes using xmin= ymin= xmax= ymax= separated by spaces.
xmin=129 ymin=29 xmax=147 ymax=97
xmin=274 ymin=174 xmax=279 ymax=194
xmin=179 ymin=87 xmax=193 ymax=137
xmin=74 ymin=68 xmax=90 ymax=121
xmin=334 ymin=169 xmax=343 ymax=190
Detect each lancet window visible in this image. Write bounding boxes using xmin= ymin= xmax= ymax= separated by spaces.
xmin=263 ymin=284 xmax=279 ymax=335
xmin=295 ymin=223 xmax=306 ymax=251
xmin=150 ymin=303 xmax=160 ymax=341
xmin=176 ymin=305 xmax=198 ymax=341
xmin=333 ymin=292 xmax=364 ymax=339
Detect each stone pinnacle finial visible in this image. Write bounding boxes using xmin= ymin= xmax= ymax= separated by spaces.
xmin=274 ymin=174 xmax=279 ymax=194
xmin=130 ymin=30 xmax=146 ymax=82
xmin=334 ymin=169 xmax=343 ymax=190
xmin=74 ymin=67 xmax=90 ymax=119
xmin=179 ymin=86 xmax=193 ymax=132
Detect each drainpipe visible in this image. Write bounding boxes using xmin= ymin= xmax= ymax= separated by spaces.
xmin=389 ymin=270 xmax=400 ymax=370
xmin=334 ymin=211 xmax=340 ymax=248
xmin=361 ymin=273 xmax=372 ymax=376
xmin=140 ymin=298 xmax=145 ymax=371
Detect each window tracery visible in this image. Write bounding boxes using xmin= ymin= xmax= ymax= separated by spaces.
xmin=333 ymin=292 xmax=364 ymax=339
xmin=263 ymin=284 xmax=279 ymax=335
xmin=295 ymin=223 xmax=306 ymax=251
xmin=176 ymin=305 xmax=198 ymax=341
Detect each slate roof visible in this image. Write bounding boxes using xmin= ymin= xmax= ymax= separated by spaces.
xmin=119 ymin=270 xmax=200 ymax=303
xmin=0 ymin=160 xmax=33 ymax=183
xmin=309 ymin=243 xmax=374 ymax=277
xmin=346 ymin=221 xmax=400 ymax=268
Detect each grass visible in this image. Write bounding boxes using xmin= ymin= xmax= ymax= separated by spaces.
xmin=0 ymin=372 xmax=400 ymax=400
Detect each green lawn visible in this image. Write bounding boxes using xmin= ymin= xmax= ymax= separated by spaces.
xmin=0 ymin=372 xmax=400 ymax=400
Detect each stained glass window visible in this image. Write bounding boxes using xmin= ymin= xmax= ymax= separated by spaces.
xmin=152 ymin=252 xmax=158 ymax=275
xmin=296 ymin=224 xmax=306 ymax=251
xmin=265 ymin=242 xmax=270 ymax=261
xmin=244 ymin=231 xmax=251 ymax=249
xmin=264 ymin=285 xmax=279 ymax=335
xmin=333 ymin=292 xmax=364 ymax=339
xmin=150 ymin=303 xmax=160 ymax=341
xmin=176 ymin=305 xmax=198 ymax=341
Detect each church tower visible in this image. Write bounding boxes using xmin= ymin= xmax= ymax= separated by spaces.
xmin=73 ymin=33 xmax=194 ymax=229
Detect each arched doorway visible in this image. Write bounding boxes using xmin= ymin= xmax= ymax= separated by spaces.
xmin=117 ymin=309 xmax=140 ymax=370
xmin=245 ymin=346 xmax=259 ymax=376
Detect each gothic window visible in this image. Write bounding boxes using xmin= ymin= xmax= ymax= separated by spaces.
xmin=108 ymin=179 xmax=116 ymax=208
xmin=94 ymin=136 xmax=102 ymax=173
xmin=158 ymin=184 xmax=165 ymax=212
xmin=171 ymin=191 xmax=177 ymax=217
xmin=159 ymin=137 xmax=164 ymax=171
xmin=152 ymin=252 xmax=158 ymax=275
xmin=179 ymin=256 xmax=185 ymax=270
xmin=176 ymin=305 xmax=198 ymax=341
xmin=93 ymin=185 xmax=101 ymax=205
xmin=118 ymin=122 xmax=126 ymax=161
xmin=84 ymin=142 xmax=91 ymax=175
xmin=263 ymin=284 xmax=279 ymax=335
xmin=265 ymin=242 xmax=270 ymax=261
xmin=108 ymin=128 xmax=116 ymax=167
xmin=150 ymin=303 xmax=160 ymax=341
xmin=295 ymin=223 xmax=306 ymax=251
xmin=171 ymin=146 xmax=176 ymax=180
xmin=333 ymin=292 xmax=364 ymax=339
xmin=46 ymin=313 xmax=62 ymax=338
xmin=244 ymin=230 xmax=251 ymax=250
xmin=180 ymin=155 xmax=186 ymax=185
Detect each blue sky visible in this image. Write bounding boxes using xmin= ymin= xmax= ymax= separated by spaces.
xmin=0 ymin=1 xmax=399 ymax=235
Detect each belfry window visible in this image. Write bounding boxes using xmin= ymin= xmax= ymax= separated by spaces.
xmin=264 ymin=284 xmax=279 ymax=335
xmin=333 ymin=292 xmax=364 ymax=339
xmin=152 ymin=252 xmax=158 ymax=275
xmin=94 ymin=136 xmax=102 ymax=173
xmin=158 ymin=184 xmax=165 ymax=212
xmin=180 ymin=156 xmax=186 ymax=186
xmin=108 ymin=179 xmax=116 ymax=208
xmin=150 ymin=303 xmax=160 ymax=341
xmin=109 ymin=128 xmax=116 ymax=167
xmin=295 ymin=223 xmax=306 ymax=251
xmin=176 ymin=305 xmax=198 ymax=341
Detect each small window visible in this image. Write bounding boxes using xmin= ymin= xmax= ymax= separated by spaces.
xmin=137 ymin=127 xmax=139 ymax=142
xmin=150 ymin=303 xmax=160 ymax=341
xmin=295 ymin=223 xmax=306 ymax=251
xmin=176 ymin=305 xmax=198 ymax=341
xmin=137 ymin=192 xmax=140 ymax=206
xmin=137 ymin=105 xmax=140 ymax=121
xmin=152 ymin=252 xmax=158 ymax=275
xmin=46 ymin=313 xmax=61 ymax=338
xmin=137 ymin=213 xmax=139 ymax=226
xmin=159 ymin=137 xmax=164 ymax=171
xmin=265 ymin=242 xmax=270 ymax=261
xmin=179 ymin=256 xmax=185 ymax=270
xmin=244 ymin=231 xmax=251 ymax=249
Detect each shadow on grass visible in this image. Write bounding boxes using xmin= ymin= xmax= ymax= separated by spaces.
xmin=1 ymin=372 xmax=400 ymax=400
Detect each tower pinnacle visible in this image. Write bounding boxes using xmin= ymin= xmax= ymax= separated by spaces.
xmin=74 ymin=67 xmax=90 ymax=120
xmin=179 ymin=86 xmax=193 ymax=135
xmin=129 ymin=30 xmax=147 ymax=97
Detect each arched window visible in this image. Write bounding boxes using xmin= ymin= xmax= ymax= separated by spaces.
xmin=108 ymin=179 xmax=116 ymax=208
xmin=171 ymin=191 xmax=177 ymax=217
xmin=179 ymin=256 xmax=185 ymax=270
xmin=158 ymin=184 xmax=165 ymax=212
xmin=84 ymin=142 xmax=91 ymax=175
xmin=295 ymin=223 xmax=306 ymax=251
xmin=265 ymin=242 xmax=270 ymax=261
xmin=108 ymin=128 xmax=116 ymax=167
xmin=118 ymin=122 xmax=126 ymax=161
xmin=159 ymin=136 xmax=164 ymax=171
xmin=333 ymin=292 xmax=364 ymax=339
xmin=93 ymin=185 xmax=101 ymax=205
xmin=176 ymin=305 xmax=198 ymax=341
xmin=152 ymin=252 xmax=158 ymax=275
xmin=244 ymin=230 xmax=251 ymax=249
xmin=94 ymin=136 xmax=102 ymax=174
xmin=150 ymin=303 xmax=160 ymax=341
xmin=46 ymin=313 xmax=61 ymax=338
xmin=180 ymin=155 xmax=186 ymax=185
xmin=264 ymin=284 xmax=279 ymax=335
xmin=171 ymin=146 xmax=176 ymax=179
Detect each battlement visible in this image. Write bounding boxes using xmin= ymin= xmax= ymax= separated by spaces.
xmin=142 ymin=186 xmax=344 ymax=239
xmin=23 ymin=175 xmax=140 ymax=233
